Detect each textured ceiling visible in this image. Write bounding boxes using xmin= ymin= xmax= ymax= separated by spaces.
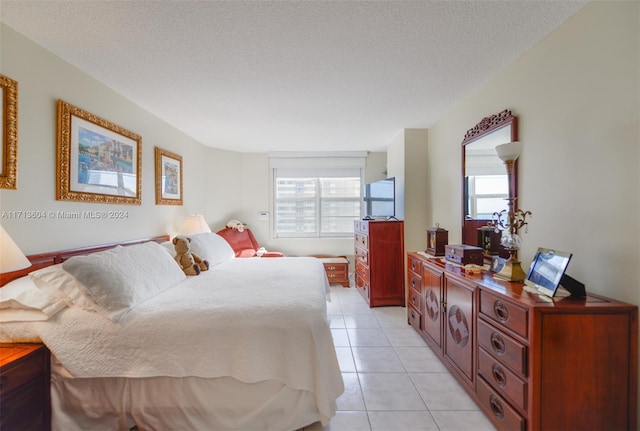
xmin=0 ymin=0 xmax=588 ymax=152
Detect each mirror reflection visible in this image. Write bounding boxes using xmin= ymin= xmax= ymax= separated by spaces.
xmin=464 ymin=125 xmax=510 ymax=219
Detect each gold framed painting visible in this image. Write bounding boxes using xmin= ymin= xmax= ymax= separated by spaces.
xmin=155 ymin=147 xmax=183 ymax=205
xmin=56 ymin=99 xmax=142 ymax=205
xmin=1 ymin=74 xmax=18 ymax=189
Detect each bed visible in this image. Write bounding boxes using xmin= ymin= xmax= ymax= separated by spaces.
xmin=0 ymin=233 xmax=344 ymax=431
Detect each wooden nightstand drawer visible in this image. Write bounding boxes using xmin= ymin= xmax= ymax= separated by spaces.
xmin=0 ymin=344 xmax=51 ymax=431
xmin=314 ymin=256 xmax=350 ymax=287
xmin=0 ymin=344 xmax=48 ymax=397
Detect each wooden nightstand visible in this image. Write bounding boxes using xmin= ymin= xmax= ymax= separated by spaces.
xmin=0 ymin=343 xmax=51 ymax=431
xmin=313 ymin=255 xmax=350 ymax=287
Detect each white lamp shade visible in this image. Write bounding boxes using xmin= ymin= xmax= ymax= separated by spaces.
xmin=0 ymin=225 xmax=31 ymax=273
xmin=179 ymin=215 xmax=211 ymax=235
xmin=495 ymin=141 xmax=523 ymax=162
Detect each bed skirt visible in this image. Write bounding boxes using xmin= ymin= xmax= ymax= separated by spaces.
xmin=51 ymin=360 xmax=328 ymax=431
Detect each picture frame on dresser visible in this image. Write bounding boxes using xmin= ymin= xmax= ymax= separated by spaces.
xmin=0 ymin=74 xmax=18 ymax=190
xmin=56 ymin=99 xmax=142 ymax=205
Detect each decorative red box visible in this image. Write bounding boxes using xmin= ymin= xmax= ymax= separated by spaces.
xmin=444 ymin=244 xmax=483 ymax=265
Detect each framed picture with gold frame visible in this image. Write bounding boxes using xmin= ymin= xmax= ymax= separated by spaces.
xmin=155 ymin=147 xmax=182 ymax=205
xmin=56 ymin=99 xmax=142 ymax=205
xmin=1 ymin=74 xmax=18 ymax=189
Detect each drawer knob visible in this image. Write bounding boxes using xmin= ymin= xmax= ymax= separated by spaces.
xmin=489 ymin=394 xmax=505 ymax=420
xmin=492 ymin=363 xmax=507 ymax=387
xmin=490 ymin=332 xmax=506 ymax=355
xmin=493 ymin=301 xmax=510 ymax=322
xmin=0 ymin=375 xmax=7 ymax=390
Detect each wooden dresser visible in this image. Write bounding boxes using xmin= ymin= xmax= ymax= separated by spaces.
xmin=0 ymin=343 xmax=51 ymax=431
xmin=354 ymin=220 xmax=405 ymax=307
xmin=407 ymin=252 xmax=638 ymax=431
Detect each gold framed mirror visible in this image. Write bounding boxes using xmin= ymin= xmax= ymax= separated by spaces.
xmin=461 ymin=109 xmax=518 ymax=246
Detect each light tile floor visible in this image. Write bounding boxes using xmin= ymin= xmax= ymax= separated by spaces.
xmin=302 ymin=284 xmax=497 ymax=431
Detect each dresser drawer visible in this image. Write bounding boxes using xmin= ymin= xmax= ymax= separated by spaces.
xmin=355 ymin=262 xmax=369 ymax=283
xmin=478 ymin=347 xmax=527 ymax=411
xmin=408 ymin=305 xmax=421 ymax=332
xmin=478 ymin=319 xmax=527 ymax=377
xmin=477 ymin=376 xmax=525 ymax=431
xmin=0 ymin=346 xmax=47 ymax=397
xmin=408 ymin=255 xmax=422 ymax=273
xmin=354 ymin=247 xmax=368 ymax=265
xmin=480 ymin=290 xmax=528 ymax=339
xmin=408 ymin=270 xmax=421 ymax=292
xmin=355 ymin=233 xmax=368 ymax=249
xmin=355 ymin=274 xmax=369 ymax=298
xmin=354 ymin=220 xmax=369 ymax=234
xmin=407 ymin=286 xmax=421 ymax=310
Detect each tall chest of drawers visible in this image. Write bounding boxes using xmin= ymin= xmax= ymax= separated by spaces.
xmin=354 ymin=220 xmax=405 ymax=307
xmin=406 ymin=252 xmax=638 ymax=431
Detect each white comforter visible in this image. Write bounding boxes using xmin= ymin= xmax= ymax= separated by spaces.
xmin=12 ymin=257 xmax=343 ymax=421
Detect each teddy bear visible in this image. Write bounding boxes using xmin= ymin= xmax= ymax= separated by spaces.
xmin=172 ymin=236 xmax=210 ymax=276
xmin=226 ymin=219 xmax=247 ymax=232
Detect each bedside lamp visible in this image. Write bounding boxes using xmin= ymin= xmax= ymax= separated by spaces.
xmin=179 ymin=215 xmax=211 ymax=235
xmin=491 ymin=141 xmax=532 ymax=282
xmin=0 ymin=225 xmax=31 ymax=273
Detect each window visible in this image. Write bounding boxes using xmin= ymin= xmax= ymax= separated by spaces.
xmin=274 ymin=175 xmax=361 ymax=237
xmin=466 ymin=175 xmax=508 ymax=219
xmin=270 ymin=153 xmax=366 ymax=239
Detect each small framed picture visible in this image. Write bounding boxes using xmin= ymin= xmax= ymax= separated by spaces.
xmin=56 ymin=99 xmax=142 ymax=204
xmin=155 ymin=147 xmax=182 ymax=205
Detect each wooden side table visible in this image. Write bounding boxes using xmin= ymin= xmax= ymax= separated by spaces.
xmin=0 ymin=343 xmax=51 ymax=431
xmin=313 ymin=255 xmax=350 ymax=287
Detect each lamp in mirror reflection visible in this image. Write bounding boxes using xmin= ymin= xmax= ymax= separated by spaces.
xmin=179 ymin=214 xmax=211 ymax=235
xmin=491 ymin=141 xmax=532 ymax=282
xmin=0 ymin=225 xmax=31 ymax=273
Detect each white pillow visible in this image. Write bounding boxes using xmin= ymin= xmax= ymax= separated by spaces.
xmin=62 ymin=241 xmax=186 ymax=322
xmin=159 ymin=241 xmax=176 ymax=257
xmin=0 ymin=276 xmax=68 ymax=321
xmin=29 ymin=264 xmax=98 ymax=312
xmin=187 ymin=233 xmax=235 ymax=267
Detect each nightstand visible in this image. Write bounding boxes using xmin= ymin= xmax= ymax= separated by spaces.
xmin=0 ymin=343 xmax=51 ymax=431
xmin=313 ymin=255 xmax=350 ymax=287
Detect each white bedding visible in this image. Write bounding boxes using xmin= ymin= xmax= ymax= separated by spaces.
xmin=2 ymin=256 xmax=343 ymax=428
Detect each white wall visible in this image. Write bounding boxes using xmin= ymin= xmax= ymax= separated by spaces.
xmin=426 ymin=3 xmax=639 ymax=421
xmin=0 ymin=24 xmax=239 ymax=253
xmin=387 ymin=129 xmax=429 ymax=253
xmin=427 ymin=1 xmax=639 ymax=306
